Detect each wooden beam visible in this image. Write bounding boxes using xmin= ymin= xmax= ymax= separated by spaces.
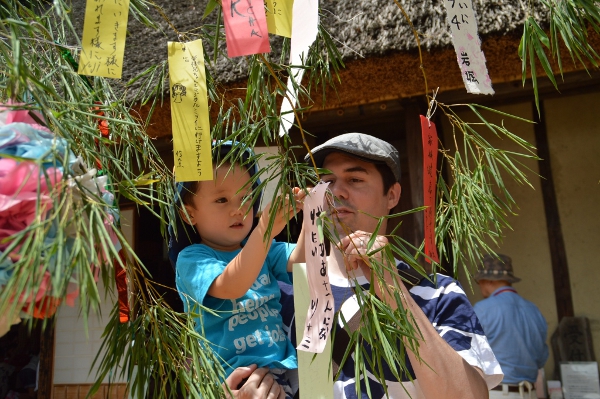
xmin=533 ymin=101 xmax=574 ymax=320
xmin=39 ymin=320 xmax=56 ymax=399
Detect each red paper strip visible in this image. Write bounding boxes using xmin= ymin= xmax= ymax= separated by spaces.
xmin=420 ymin=115 xmax=440 ymax=264
xmin=93 ymin=102 xmax=110 ymax=171
xmin=222 ymin=0 xmax=271 ymax=58
xmin=115 ymin=249 xmax=130 ymax=323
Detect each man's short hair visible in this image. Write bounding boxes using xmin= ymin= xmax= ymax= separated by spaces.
xmin=374 ymin=163 xmax=398 ymax=195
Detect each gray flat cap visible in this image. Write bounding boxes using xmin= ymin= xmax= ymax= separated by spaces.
xmin=305 ymin=133 xmax=401 ymax=182
xmin=304 ymin=133 xmax=401 ymax=182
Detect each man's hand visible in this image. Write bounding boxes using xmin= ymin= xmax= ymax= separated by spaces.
xmin=224 ymin=365 xmax=286 ymax=399
xmin=340 ymin=231 xmax=403 ymax=306
xmin=340 ymin=231 xmax=388 ymax=274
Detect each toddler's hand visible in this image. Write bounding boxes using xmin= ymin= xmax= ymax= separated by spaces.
xmin=260 ymin=187 xmax=305 ymax=238
xmin=290 ymin=187 xmax=307 ymax=208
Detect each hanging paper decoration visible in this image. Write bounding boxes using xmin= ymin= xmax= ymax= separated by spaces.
xmin=0 ymin=106 xmax=121 ymax=327
xmin=278 ymin=0 xmax=319 ymax=136
xmin=88 ymin=103 xmax=129 ymax=323
xmin=420 ymin=115 xmax=440 ymax=264
xmin=443 ymin=0 xmax=494 ymax=95
xmin=222 ymin=0 xmax=271 ymax=57
xmin=264 ymin=0 xmax=293 ymax=38
xmin=78 ymin=0 xmax=130 ymax=78
xmin=167 ymin=39 xmax=213 ymax=182
xmin=298 ymin=181 xmax=332 ymax=353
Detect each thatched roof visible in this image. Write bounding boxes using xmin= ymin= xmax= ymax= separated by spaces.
xmin=69 ymin=0 xmax=547 ymax=89
xmin=323 ymin=0 xmax=543 ymax=54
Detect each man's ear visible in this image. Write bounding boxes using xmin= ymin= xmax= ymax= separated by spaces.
xmin=387 ymin=182 xmax=401 ymax=210
xmin=179 ymin=204 xmax=195 ymax=226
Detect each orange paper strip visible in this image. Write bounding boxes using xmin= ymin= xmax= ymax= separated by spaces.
xmin=222 ymin=0 xmax=271 ymax=57
xmin=421 ymin=115 xmax=440 ymax=264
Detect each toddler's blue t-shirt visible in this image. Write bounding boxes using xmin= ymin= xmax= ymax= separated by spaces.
xmin=176 ymin=241 xmax=298 ymax=376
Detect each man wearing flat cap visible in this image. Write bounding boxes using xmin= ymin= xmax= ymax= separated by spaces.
xmin=227 ymin=133 xmax=504 ymax=398
xmin=474 ymin=254 xmax=549 ymax=399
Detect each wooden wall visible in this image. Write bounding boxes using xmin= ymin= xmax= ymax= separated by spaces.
xmin=53 ymin=383 xmax=128 ymax=399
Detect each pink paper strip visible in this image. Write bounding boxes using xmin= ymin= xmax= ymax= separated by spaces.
xmin=222 ymin=0 xmax=271 ymax=58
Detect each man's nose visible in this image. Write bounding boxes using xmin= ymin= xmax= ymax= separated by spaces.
xmin=329 ymin=180 xmax=348 ymax=200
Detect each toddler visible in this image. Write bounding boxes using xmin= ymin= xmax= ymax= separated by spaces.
xmin=170 ymin=141 xmax=304 ymax=397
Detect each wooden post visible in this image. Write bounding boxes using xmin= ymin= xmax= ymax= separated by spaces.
xmin=38 ymin=320 xmax=56 ymax=399
xmin=533 ymin=101 xmax=574 ymax=320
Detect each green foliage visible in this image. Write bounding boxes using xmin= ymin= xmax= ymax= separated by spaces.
xmin=520 ymin=0 xmax=600 ymax=112
xmin=91 ymin=295 xmax=227 ymax=398
xmin=0 ymin=0 xmax=222 ymax=396
xmin=435 ymin=103 xmax=538 ymax=290
xmin=326 ymin=212 xmax=429 ymax=398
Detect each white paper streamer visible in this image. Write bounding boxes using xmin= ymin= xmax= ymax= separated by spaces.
xmin=278 ymin=0 xmax=319 ymax=137
xmin=297 ymin=181 xmax=332 ymax=353
xmin=444 ymin=0 xmax=494 ymax=95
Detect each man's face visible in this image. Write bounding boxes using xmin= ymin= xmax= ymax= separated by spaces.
xmin=321 ymin=152 xmax=401 ymax=238
xmin=477 ymin=279 xmax=495 ymax=298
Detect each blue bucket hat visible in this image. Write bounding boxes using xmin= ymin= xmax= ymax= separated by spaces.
xmin=167 ymin=141 xmax=261 ymax=269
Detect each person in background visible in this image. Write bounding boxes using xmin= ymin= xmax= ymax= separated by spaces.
xmin=474 ymin=254 xmax=549 ymax=399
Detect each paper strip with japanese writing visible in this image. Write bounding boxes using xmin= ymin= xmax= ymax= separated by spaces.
xmin=298 ymin=181 xmax=332 ymax=353
xmin=167 ymin=40 xmax=213 ymax=182
xmin=278 ymin=0 xmax=319 ymax=136
xmin=421 ymin=115 xmax=440 ymax=264
xmin=78 ymin=0 xmax=130 ymax=78
xmin=222 ymin=0 xmax=271 ymax=58
xmin=264 ymin=0 xmax=293 ymax=38
xmin=443 ymin=0 xmax=494 ymax=95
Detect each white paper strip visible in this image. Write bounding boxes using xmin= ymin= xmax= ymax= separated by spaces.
xmin=444 ymin=0 xmax=494 ymax=95
xmin=278 ymin=0 xmax=319 ymax=137
xmin=298 ymin=181 xmax=332 ymax=353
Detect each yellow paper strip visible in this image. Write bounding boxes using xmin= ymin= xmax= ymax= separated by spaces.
xmin=265 ymin=0 xmax=293 ymax=38
xmin=167 ymin=40 xmax=213 ymax=182
xmin=78 ymin=0 xmax=130 ymax=79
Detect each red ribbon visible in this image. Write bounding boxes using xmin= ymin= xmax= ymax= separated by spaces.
xmin=420 ymin=115 xmax=440 ymax=264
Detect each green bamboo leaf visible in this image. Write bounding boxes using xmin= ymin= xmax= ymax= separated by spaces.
xmin=203 ymin=0 xmax=220 ymax=19
xmin=531 ymin=31 xmax=558 ymax=89
xmin=530 ymin=19 xmax=551 ymax=48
